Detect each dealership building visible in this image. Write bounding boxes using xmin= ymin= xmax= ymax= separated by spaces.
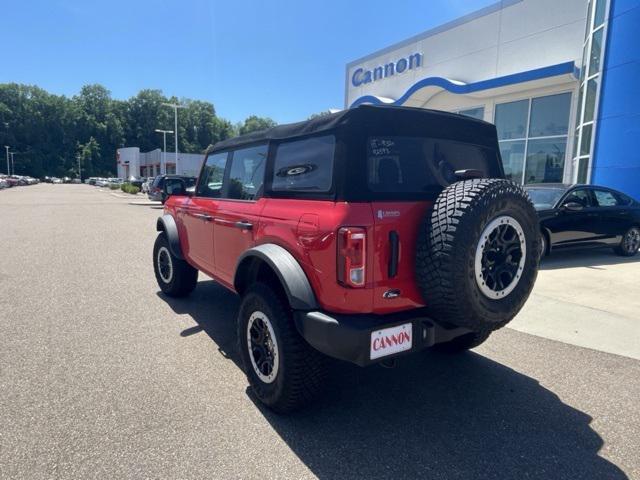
xmin=116 ymin=147 xmax=204 ymax=179
xmin=345 ymin=0 xmax=640 ymax=199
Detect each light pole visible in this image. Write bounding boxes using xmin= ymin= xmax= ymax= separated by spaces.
xmin=4 ymin=146 xmax=9 ymax=175
xmin=10 ymin=152 xmax=15 ymax=175
xmin=162 ymin=102 xmax=185 ymax=174
xmin=77 ymin=154 xmax=82 ymax=181
xmin=155 ymin=129 xmax=173 ymax=175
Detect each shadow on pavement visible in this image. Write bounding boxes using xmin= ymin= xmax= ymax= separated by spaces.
xmin=540 ymin=248 xmax=640 ymax=271
xmin=159 ymin=280 xmax=627 ymax=480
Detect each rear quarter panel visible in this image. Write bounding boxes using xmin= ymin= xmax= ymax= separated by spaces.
xmin=258 ymin=199 xmax=375 ymax=314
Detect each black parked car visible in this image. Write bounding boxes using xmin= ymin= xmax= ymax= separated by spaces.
xmin=148 ymin=174 xmax=196 ymax=203
xmin=524 ymin=183 xmax=640 ymax=257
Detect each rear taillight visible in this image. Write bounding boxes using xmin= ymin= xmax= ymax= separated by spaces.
xmin=337 ymin=227 xmax=366 ymax=288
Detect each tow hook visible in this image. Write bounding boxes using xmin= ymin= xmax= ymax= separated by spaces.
xmin=380 ymin=358 xmax=398 ymax=369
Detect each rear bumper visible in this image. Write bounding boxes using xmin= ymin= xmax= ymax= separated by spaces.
xmin=294 ymin=309 xmax=471 ymax=367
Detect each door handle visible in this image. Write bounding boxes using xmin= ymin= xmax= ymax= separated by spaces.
xmin=234 ymin=221 xmax=253 ymax=231
xmin=193 ymin=213 xmax=212 ymax=222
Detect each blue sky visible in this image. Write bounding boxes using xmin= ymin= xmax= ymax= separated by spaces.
xmin=3 ymin=0 xmax=494 ymax=123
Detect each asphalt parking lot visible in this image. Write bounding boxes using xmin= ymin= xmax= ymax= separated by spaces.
xmin=1 ymin=184 xmax=639 ymax=480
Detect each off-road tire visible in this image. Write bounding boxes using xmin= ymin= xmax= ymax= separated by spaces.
xmin=237 ymin=283 xmax=326 ymax=413
xmin=432 ymin=330 xmax=491 ymax=353
xmin=153 ymin=233 xmax=198 ymax=297
xmin=416 ymin=179 xmax=539 ymax=332
xmin=614 ymin=226 xmax=640 ymax=257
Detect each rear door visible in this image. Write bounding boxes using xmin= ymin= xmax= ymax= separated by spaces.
xmin=592 ymin=188 xmax=631 ymax=244
xmin=180 ymin=152 xmax=228 ymax=274
xmin=212 ymin=144 xmax=268 ymax=285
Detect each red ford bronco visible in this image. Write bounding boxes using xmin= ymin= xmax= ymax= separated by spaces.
xmin=153 ymin=105 xmax=540 ymax=412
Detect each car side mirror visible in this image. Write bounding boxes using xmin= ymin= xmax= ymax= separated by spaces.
xmin=561 ymin=201 xmax=583 ymax=211
xmin=164 ymin=178 xmax=188 ymax=197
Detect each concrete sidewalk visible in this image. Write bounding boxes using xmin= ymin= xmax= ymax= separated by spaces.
xmin=509 ymin=250 xmax=640 ymax=360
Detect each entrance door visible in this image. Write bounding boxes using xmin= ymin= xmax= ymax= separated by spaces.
xmin=213 ymin=144 xmax=268 ymax=285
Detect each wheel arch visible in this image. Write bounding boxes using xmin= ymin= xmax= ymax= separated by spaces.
xmin=156 ymin=214 xmax=184 ymax=260
xmin=234 ymin=244 xmax=318 ymax=311
xmin=540 ymin=226 xmax=552 ymax=254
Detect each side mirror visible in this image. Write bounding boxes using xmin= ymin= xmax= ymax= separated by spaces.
xmin=164 ymin=178 xmax=187 ymax=197
xmin=561 ymin=201 xmax=583 ymax=211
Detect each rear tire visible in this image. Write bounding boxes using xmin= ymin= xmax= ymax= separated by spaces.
xmin=432 ymin=330 xmax=491 ymax=353
xmin=153 ymin=233 xmax=198 ymax=297
xmin=614 ymin=226 xmax=640 ymax=257
xmin=237 ymin=283 xmax=325 ymax=413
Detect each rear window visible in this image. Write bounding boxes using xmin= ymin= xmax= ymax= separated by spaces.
xmin=367 ymin=136 xmax=497 ymax=193
xmin=272 ymin=135 xmax=335 ymax=192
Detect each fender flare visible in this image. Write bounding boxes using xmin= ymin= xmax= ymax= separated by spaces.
xmin=156 ymin=214 xmax=184 ymax=260
xmin=234 ymin=244 xmax=318 ymax=311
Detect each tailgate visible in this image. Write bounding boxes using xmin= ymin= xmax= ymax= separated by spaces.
xmin=370 ymin=201 xmax=432 ymax=313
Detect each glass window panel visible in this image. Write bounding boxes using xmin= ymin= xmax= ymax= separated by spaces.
xmin=273 ymin=136 xmax=335 ymax=192
xmin=594 ymin=0 xmax=606 ymax=28
xmin=577 ymin=157 xmax=590 ymax=183
xmin=225 ymin=145 xmax=267 ymax=200
xmin=524 ymin=138 xmax=567 ymax=184
xmin=580 ymin=123 xmax=593 ymax=155
xmin=458 ymin=107 xmax=485 ymax=120
xmin=564 ymin=188 xmax=595 ymax=207
xmin=585 ymin=0 xmax=593 ymax=35
xmin=574 ymin=127 xmax=582 ymax=158
xmin=594 ymin=189 xmax=620 ymax=206
xmin=584 ymin=78 xmax=598 ymax=122
xmin=577 ymin=84 xmax=584 ymax=123
xmin=589 ymin=29 xmax=603 ymax=76
xmin=197 ymin=152 xmax=228 ymax=197
xmin=495 ymin=100 xmax=529 ymax=140
xmin=498 ymin=140 xmax=525 ymax=183
xmin=529 ymin=93 xmax=571 ymax=137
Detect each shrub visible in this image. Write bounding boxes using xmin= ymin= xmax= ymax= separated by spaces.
xmin=109 ymin=183 xmax=119 ymax=190
xmin=120 ymin=183 xmax=140 ymax=194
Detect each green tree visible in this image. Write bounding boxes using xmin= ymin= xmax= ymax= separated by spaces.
xmin=238 ymin=115 xmax=277 ymax=136
xmin=0 ymin=82 xmax=238 ymax=177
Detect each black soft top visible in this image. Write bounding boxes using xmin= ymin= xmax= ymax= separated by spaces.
xmin=208 ymin=104 xmax=499 ymax=153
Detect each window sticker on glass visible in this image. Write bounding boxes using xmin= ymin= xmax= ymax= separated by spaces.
xmin=370 ymin=138 xmax=396 ymax=156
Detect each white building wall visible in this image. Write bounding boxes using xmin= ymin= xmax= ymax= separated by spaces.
xmin=117 ymin=147 xmax=205 ymax=178
xmin=345 ymin=0 xmax=588 ymax=107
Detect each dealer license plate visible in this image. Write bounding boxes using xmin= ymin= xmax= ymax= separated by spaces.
xmin=370 ymin=323 xmax=412 ymax=360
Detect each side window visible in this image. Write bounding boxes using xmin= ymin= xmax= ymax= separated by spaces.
xmin=593 ymin=189 xmax=620 ymax=207
xmin=197 ymin=152 xmax=228 ymax=198
xmin=563 ymin=188 xmax=593 ymax=207
xmin=272 ymin=135 xmax=335 ymax=192
xmin=224 ymin=145 xmax=267 ymax=200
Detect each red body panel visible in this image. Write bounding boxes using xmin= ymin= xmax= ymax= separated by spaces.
xmin=166 ymin=194 xmax=432 ymax=316
xmin=370 ymin=201 xmax=432 ymax=313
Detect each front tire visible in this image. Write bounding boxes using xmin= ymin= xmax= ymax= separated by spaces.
xmin=237 ymin=283 xmax=325 ymax=413
xmin=153 ymin=233 xmax=198 ymax=297
xmin=614 ymin=227 xmax=640 ymax=257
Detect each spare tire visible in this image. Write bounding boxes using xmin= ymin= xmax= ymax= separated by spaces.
xmin=416 ymin=179 xmax=539 ymax=332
